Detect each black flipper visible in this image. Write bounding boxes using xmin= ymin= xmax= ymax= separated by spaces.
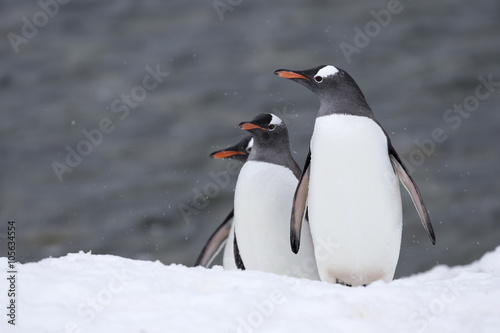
xmin=233 ymin=232 xmax=246 ymax=270
xmin=290 ymin=150 xmax=311 ymax=254
xmin=195 ymin=210 xmax=233 ymax=267
xmin=388 ymin=142 xmax=436 ymax=244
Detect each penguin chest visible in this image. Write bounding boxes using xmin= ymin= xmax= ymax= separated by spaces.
xmin=233 ymin=161 xmax=318 ymax=279
xmin=222 ymin=223 xmax=236 ymax=270
xmin=309 ymin=114 xmax=402 ymax=285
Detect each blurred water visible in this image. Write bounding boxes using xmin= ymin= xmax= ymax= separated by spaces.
xmin=0 ymin=0 xmax=499 ymax=278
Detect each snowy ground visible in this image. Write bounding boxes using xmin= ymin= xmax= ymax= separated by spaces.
xmin=1 ymin=247 xmax=500 ymax=333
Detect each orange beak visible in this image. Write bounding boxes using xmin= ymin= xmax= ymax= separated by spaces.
xmin=210 ymin=151 xmax=246 ymax=159
xmin=274 ymin=70 xmax=310 ymax=81
xmin=240 ymin=123 xmax=264 ymax=131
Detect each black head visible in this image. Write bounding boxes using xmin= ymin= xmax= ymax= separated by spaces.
xmin=210 ymin=136 xmax=253 ymax=162
xmin=274 ymin=65 xmax=373 ymax=118
xmin=238 ymin=113 xmax=301 ymax=178
xmin=239 ymin=113 xmax=289 ymax=148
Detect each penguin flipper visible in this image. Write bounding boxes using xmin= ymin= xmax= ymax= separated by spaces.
xmin=291 ymin=150 xmax=311 ymax=254
xmin=388 ymin=145 xmax=436 ymax=244
xmin=194 ymin=210 xmax=233 ymax=267
xmin=233 ymin=232 xmax=246 ymax=270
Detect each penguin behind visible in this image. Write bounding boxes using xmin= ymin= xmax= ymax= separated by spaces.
xmin=229 ymin=113 xmax=320 ymax=280
xmin=209 ymin=136 xmax=253 ymax=162
xmin=195 ymin=136 xmax=253 ymax=268
xmin=275 ymin=65 xmax=435 ymax=286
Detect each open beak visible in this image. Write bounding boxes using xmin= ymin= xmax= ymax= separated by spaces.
xmin=274 ymin=70 xmax=310 ymax=81
xmin=239 ymin=122 xmax=264 ymax=131
xmin=210 ymin=150 xmax=246 ymax=159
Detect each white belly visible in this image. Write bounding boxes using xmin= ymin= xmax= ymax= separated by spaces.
xmin=309 ymin=114 xmax=402 ymax=286
xmin=231 ymin=161 xmax=320 ymax=280
xmin=222 ymin=223 xmax=236 ymax=270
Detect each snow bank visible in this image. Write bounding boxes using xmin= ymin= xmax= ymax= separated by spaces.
xmin=1 ymin=247 xmax=500 ymax=333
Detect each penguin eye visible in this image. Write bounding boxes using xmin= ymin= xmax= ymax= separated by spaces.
xmin=246 ymin=147 xmax=252 ymax=153
xmin=268 ymin=124 xmax=276 ymax=131
xmin=314 ymin=76 xmax=323 ymax=83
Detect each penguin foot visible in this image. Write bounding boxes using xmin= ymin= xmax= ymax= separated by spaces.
xmin=336 ymin=279 xmax=352 ymax=287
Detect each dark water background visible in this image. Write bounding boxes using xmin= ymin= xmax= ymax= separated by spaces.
xmin=1 ymin=0 xmax=499 ymax=278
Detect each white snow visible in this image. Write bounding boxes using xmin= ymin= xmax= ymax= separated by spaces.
xmin=2 ymin=247 xmax=500 ymax=333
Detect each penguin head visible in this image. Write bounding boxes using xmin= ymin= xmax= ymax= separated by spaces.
xmin=238 ymin=113 xmax=301 ymax=177
xmin=210 ymin=136 xmax=253 ymax=162
xmin=274 ymin=65 xmax=342 ymax=93
xmin=238 ymin=113 xmax=288 ymax=148
xmin=274 ymin=65 xmax=370 ymax=115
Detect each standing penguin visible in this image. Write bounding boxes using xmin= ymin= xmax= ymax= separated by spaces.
xmin=275 ymin=65 xmax=435 ymax=286
xmin=229 ymin=113 xmax=320 ymax=280
xmin=195 ymin=136 xmax=253 ymax=268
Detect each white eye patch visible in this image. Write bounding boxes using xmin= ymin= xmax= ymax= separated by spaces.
xmin=314 ymin=65 xmax=339 ymax=79
xmin=269 ymin=113 xmax=283 ymax=126
xmin=247 ymin=138 xmax=254 ymax=150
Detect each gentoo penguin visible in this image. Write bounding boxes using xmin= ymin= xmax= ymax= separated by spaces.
xmin=275 ymin=65 xmax=435 ymax=286
xmin=229 ymin=113 xmax=320 ymax=280
xmin=209 ymin=136 xmax=253 ymax=162
xmin=195 ymin=136 xmax=253 ymax=268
